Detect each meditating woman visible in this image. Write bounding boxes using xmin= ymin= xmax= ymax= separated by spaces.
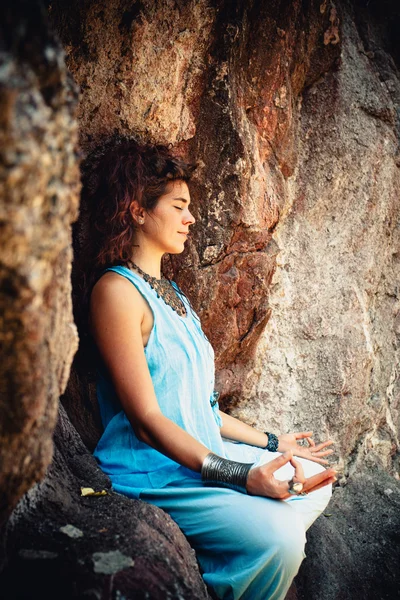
xmin=81 ymin=137 xmax=336 ymax=600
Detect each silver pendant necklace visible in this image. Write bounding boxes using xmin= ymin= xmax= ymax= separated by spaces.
xmin=126 ymin=260 xmax=187 ymax=317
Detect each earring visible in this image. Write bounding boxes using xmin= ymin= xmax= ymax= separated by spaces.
xmin=137 ymin=217 xmax=145 ymax=224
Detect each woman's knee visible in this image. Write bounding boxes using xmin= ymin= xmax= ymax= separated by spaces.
xmin=196 ymin=498 xmax=306 ymax=599
xmin=246 ymin=509 xmax=306 ymax=593
xmin=244 ymin=503 xmax=306 ymax=571
xmin=276 ymin=515 xmax=306 ymax=576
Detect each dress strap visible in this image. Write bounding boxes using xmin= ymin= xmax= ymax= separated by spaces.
xmin=102 ymin=265 xmax=191 ymax=320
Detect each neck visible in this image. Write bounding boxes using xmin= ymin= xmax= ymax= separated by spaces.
xmin=129 ymin=246 xmax=163 ymax=280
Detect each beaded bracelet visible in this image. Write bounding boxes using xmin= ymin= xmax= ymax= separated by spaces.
xmin=264 ymin=431 xmax=279 ymax=452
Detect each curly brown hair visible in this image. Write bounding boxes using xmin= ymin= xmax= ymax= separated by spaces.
xmin=80 ymin=136 xmax=196 ymax=268
xmin=72 ymin=136 xmax=197 ymax=373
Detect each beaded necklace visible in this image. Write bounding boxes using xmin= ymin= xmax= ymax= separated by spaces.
xmin=126 ymin=260 xmax=187 ymax=318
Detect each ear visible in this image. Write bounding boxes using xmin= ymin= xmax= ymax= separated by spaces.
xmin=129 ymin=200 xmax=146 ymax=224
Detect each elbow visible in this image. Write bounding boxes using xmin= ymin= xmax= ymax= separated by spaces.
xmin=131 ymin=410 xmax=163 ymax=445
xmin=134 ymin=425 xmax=146 ymax=443
xmin=133 ymin=421 xmax=151 ymax=444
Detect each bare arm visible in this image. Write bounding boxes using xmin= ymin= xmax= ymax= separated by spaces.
xmin=219 ymin=410 xmax=335 ymax=465
xmin=219 ymin=410 xmax=268 ymax=448
xmin=90 ymin=273 xmax=210 ymax=473
xmin=90 ymin=272 xmax=336 ymax=495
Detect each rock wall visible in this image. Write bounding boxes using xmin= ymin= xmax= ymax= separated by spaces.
xmin=50 ymin=0 xmax=341 ymax=401
xmin=1 ymin=0 xmax=399 ymax=598
xmin=51 ymin=0 xmax=399 ymax=477
xmin=235 ymin=2 xmax=400 ymax=482
xmin=0 ymin=1 xmax=79 ymax=524
xmin=50 ymin=1 xmax=399 ymax=597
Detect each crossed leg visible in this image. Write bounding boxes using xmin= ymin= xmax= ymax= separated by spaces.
xmin=139 ymin=458 xmax=331 ymax=600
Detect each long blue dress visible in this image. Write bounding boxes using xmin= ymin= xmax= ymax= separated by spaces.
xmin=93 ymin=266 xmax=331 ymax=600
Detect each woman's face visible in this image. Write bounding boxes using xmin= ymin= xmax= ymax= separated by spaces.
xmin=141 ymin=180 xmax=196 ymax=254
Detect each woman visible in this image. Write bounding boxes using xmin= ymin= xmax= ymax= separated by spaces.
xmin=80 ymin=137 xmax=336 ymax=600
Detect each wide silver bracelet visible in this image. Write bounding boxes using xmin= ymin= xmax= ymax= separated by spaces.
xmin=201 ymin=452 xmax=254 ymax=494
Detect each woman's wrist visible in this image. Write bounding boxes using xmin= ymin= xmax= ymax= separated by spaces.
xmin=201 ymin=452 xmax=254 ymax=494
xmin=264 ymin=431 xmax=279 ymax=452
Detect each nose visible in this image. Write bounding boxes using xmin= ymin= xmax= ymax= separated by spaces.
xmin=184 ymin=207 xmax=195 ymax=226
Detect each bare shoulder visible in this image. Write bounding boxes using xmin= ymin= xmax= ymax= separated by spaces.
xmin=90 ymin=270 xmax=145 ymax=326
xmin=89 ymin=271 xmax=154 ymax=395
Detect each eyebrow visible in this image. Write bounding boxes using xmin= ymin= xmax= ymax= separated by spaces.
xmin=173 ymin=197 xmax=190 ymax=204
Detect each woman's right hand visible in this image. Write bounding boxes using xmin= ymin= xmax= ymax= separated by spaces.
xmin=246 ymin=450 xmax=336 ymax=500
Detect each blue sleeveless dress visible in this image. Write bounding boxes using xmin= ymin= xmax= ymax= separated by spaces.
xmin=93 ymin=265 xmax=229 ymax=496
xmin=93 ymin=265 xmax=332 ymax=600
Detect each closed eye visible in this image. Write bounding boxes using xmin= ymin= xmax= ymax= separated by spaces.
xmin=174 ymin=206 xmax=183 ymax=211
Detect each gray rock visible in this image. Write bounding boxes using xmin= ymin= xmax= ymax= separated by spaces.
xmin=296 ymin=469 xmax=400 ymax=600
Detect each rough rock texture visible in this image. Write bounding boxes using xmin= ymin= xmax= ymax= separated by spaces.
xmin=236 ymin=1 xmax=400 ymax=480
xmin=297 ymin=468 xmax=400 ymax=600
xmin=0 ymin=1 xmax=80 ymax=524
xmin=51 ymin=0 xmax=215 ymax=146
xmin=50 ymin=0 xmax=342 ymax=399
xmin=51 ymin=0 xmax=398 ymax=469
xmin=2 ymin=405 xmax=211 ymax=600
xmin=51 ymin=0 xmax=400 ymax=598
xmin=1 ymin=0 xmax=399 ymax=598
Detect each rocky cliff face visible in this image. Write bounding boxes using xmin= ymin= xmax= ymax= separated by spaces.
xmin=1 ymin=0 xmax=399 ymax=598
xmin=52 ymin=0 xmax=399 ymax=477
xmin=0 ymin=1 xmax=79 ymax=523
xmin=51 ymin=1 xmax=400 ymax=597
xmin=237 ymin=3 xmax=400 ymax=483
xmin=51 ymin=0 xmax=342 ymax=395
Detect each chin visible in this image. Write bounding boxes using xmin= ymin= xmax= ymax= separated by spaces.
xmin=165 ymin=238 xmax=187 ymax=254
xmin=168 ymin=245 xmax=186 ymax=255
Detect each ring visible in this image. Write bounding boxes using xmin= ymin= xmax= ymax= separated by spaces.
xmin=288 ymin=478 xmax=304 ymax=495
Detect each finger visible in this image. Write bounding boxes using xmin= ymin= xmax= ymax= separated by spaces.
xmin=267 ymin=450 xmax=294 ymax=473
xmin=313 ymin=440 xmax=335 ymax=451
xmin=306 ymin=456 xmax=331 ymax=465
xmin=276 ymin=479 xmax=294 ymax=500
xmin=307 ymin=476 xmax=337 ymax=494
xmin=294 ymin=431 xmax=313 ymax=440
xmin=312 ymin=449 xmax=334 ymax=458
xmin=303 ymin=468 xmax=336 ymax=490
xmin=306 ymin=436 xmax=315 ymax=447
xmin=294 ymin=447 xmax=332 ymax=464
xmin=290 ymin=457 xmax=306 ymax=484
xmin=315 ymin=440 xmax=335 ymax=450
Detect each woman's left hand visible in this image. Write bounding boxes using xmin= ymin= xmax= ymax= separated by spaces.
xmin=277 ymin=431 xmax=334 ymax=465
